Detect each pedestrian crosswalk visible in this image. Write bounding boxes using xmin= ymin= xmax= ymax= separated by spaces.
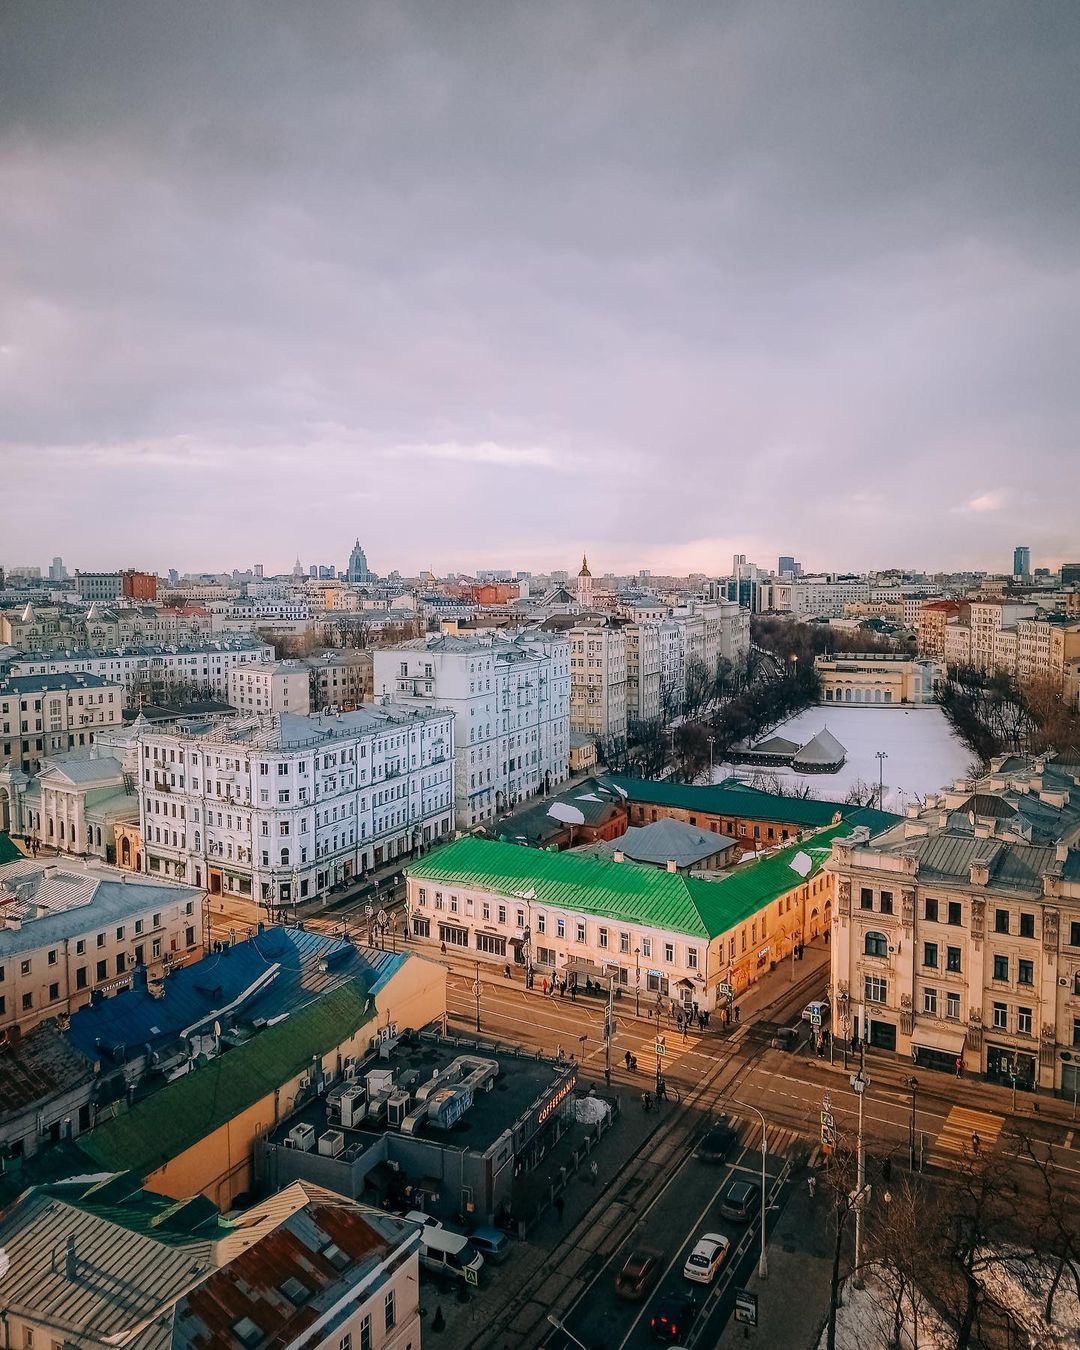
xmin=933 ymin=1105 xmax=1004 ymax=1160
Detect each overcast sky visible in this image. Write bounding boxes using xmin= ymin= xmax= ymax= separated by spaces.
xmin=3 ymin=1 xmax=1078 ymax=578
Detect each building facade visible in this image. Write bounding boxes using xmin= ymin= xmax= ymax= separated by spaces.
xmin=569 ymin=620 xmax=627 ymax=747
xmin=229 ymin=659 xmax=312 ymax=715
xmin=373 ymin=633 xmax=570 ymax=828
xmin=0 ymin=857 xmax=203 ymax=1034
xmin=0 ymin=673 xmax=124 ymax=777
xmin=138 ymin=704 xmax=455 ymax=908
xmin=304 ymin=649 xmax=375 ymax=710
xmin=817 ymin=653 xmax=938 ymax=705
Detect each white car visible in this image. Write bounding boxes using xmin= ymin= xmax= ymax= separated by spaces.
xmin=683 ymin=1232 xmax=731 ymax=1284
xmin=802 ymin=1000 xmax=830 ymax=1023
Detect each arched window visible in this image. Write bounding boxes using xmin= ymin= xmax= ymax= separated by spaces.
xmin=280 ymin=847 xmax=290 ymax=866
xmin=87 ymin=826 xmax=94 ymax=848
xmin=864 ymin=930 xmax=888 ymax=958
xmin=194 ymin=831 xmax=201 ymax=850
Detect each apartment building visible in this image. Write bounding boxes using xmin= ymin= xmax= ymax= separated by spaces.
xmin=374 ymin=632 xmax=570 ymax=828
xmin=0 ymin=856 xmax=203 ymax=1035
xmin=138 ymin=703 xmax=454 ymax=908
xmin=304 ymin=648 xmax=374 ymax=710
xmin=827 ymin=800 xmax=1080 ymax=1097
xmin=917 ymin=600 xmax=967 ymax=661
xmin=229 ymin=659 xmax=311 ymax=715
xmin=0 ymin=1179 xmax=420 ymax=1350
xmin=9 ymin=637 xmax=273 ymax=705
xmin=773 ymin=577 xmax=873 ymax=619
xmin=625 ymin=618 xmax=662 ymax=727
xmin=74 ymin=571 xmax=124 ymax=603
xmin=1016 ymin=616 xmax=1080 ymax=688
xmin=569 ymin=619 xmax=628 ymax=747
xmin=968 ymin=601 xmax=1037 ymax=674
xmin=0 ymin=673 xmax=124 ymax=776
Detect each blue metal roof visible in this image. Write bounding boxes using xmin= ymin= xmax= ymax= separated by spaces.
xmin=64 ymin=926 xmax=390 ymax=1064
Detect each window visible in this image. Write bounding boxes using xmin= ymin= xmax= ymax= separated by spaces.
xmin=385 ymin=1288 xmax=396 ymax=1331
xmin=994 ymin=909 xmax=1010 ymax=934
xmin=923 ymin=941 xmax=938 ymax=969
xmin=864 ymin=931 xmax=888 ymax=958
xmin=864 ymin=975 xmax=887 ymax=1004
xmin=946 ymin=991 xmax=961 ymax=1020
xmin=859 ymin=888 xmax=873 ymax=910
xmin=619 ymin=931 xmax=630 ymax=954
xmin=1019 ymin=912 xmax=1035 ymax=939
xmin=47 ymin=949 xmax=57 ymax=966
xmin=923 ymin=987 xmax=937 ymax=1015
xmin=412 ymin=915 xmax=431 ymax=938
xmin=687 ymin=947 xmax=698 ymax=969
xmin=439 ymin=923 xmax=468 ymax=948
xmin=76 ymin=966 xmax=87 ymax=989
xmin=598 ymin=927 xmax=608 ymax=949
xmin=664 ymin=942 xmax=675 ymax=963
xmin=476 ymin=932 xmax=506 ymax=956
xmin=879 ymin=891 xmax=894 ymax=915
xmin=359 ymin=1315 xmax=372 ymax=1350
xmin=924 ymin=897 xmax=939 ymax=922
xmin=576 ymin=922 xmax=586 ymax=943
xmin=1073 ymin=1018 xmax=1080 ymax=1049
xmin=1018 ymin=1007 xmax=1033 ymax=1035
xmin=946 ymin=946 xmax=962 ymax=973
xmin=993 ymin=954 xmax=1009 ymax=982
xmin=1071 ymin=922 xmax=1080 ymax=948
xmin=1018 ymin=958 xmax=1034 ymax=986
xmin=75 ymin=939 xmax=85 ymax=955
xmin=537 ymin=912 xmax=546 ymax=934
xmin=557 ymin=918 xmax=566 ymax=940
xmin=498 ymin=904 xmax=507 ymax=924
xmin=641 ymin=936 xmax=651 ymax=958
xmin=992 ymin=1002 xmax=1008 ymax=1030
xmin=20 ymin=959 xmax=30 ymax=976
xmin=96 ymin=932 xmax=105 ymax=948
xmin=96 ymin=960 xmax=107 ymax=981
xmin=340 ymin=1337 xmax=352 ymax=1350
xmin=947 ymin=901 xmax=962 ymax=926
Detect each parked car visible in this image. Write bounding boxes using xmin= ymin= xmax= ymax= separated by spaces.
xmin=695 ymin=1119 xmax=738 ymax=1163
xmin=469 ymin=1226 xmax=511 ymax=1263
xmin=720 ymin=1179 xmax=761 ymax=1222
xmin=650 ymin=1291 xmax=697 ymax=1342
xmin=416 ymin=1225 xmax=484 ymax=1284
xmin=615 ymin=1250 xmax=661 ymax=1300
xmin=802 ymin=999 xmax=830 ymax=1023
xmin=683 ymin=1232 xmax=731 ymax=1284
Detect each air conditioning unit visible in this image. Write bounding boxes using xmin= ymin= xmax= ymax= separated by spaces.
xmin=296 ymin=1074 xmax=311 ymax=1094
xmin=387 ymin=1091 xmax=411 ymax=1128
xmin=285 ymin=1123 xmax=316 ymax=1152
xmin=344 ymin=1064 xmax=359 ymax=1083
xmin=318 ymin=1129 xmax=345 ymax=1158
xmin=340 ymin=1086 xmax=367 ymax=1129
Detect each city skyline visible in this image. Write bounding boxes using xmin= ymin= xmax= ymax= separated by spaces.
xmin=4 ymin=3 xmax=1079 ymax=572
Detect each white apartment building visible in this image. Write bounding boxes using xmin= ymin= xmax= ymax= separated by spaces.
xmin=625 ymin=619 xmax=662 ymax=727
xmin=0 ymin=856 xmax=203 ymax=1034
xmin=9 ymin=638 xmax=273 ymax=705
xmin=772 ymin=577 xmax=873 ymax=619
xmin=0 ymin=673 xmax=124 ymax=777
xmin=138 ymin=703 xmax=454 ymax=909
xmin=229 ymin=659 xmax=312 ymax=715
xmin=373 ymin=633 xmax=570 ymax=828
xmin=969 ymin=601 xmax=1037 ymax=674
xmin=569 ymin=621 xmax=628 ymax=747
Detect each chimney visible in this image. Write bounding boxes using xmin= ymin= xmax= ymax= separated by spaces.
xmin=65 ymin=1234 xmax=78 ymax=1281
xmin=613 ymin=850 xmax=624 ymax=863
xmin=666 ymin=859 xmax=678 ymax=873
xmin=970 ymin=859 xmax=990 ymax=887
xmin=1057 ymin=842 xmax=1070 ymax=863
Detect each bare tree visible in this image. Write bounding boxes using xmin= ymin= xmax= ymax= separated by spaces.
xmin=1015 ymin=1130 xmax=1080 ymax=1326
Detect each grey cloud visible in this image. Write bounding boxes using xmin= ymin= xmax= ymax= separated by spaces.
xmin=2 ymin=0 xmax=1079 ymax=574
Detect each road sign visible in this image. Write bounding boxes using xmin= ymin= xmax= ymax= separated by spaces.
xmin=718 ymin=982 xmax=735 ymax=1000
xmin=851 ymin=1072 xmax=869 ymax=1095
xmin=734 ymin=1289 xmax=758 ymax=1326
xmin=655 ymin=1041 xmax=666 ymax=1057
xmin=604 ymin=1017 xmax=617 ymax=1040
xmin=811 ymin=1010 xmax=822 ymax=1027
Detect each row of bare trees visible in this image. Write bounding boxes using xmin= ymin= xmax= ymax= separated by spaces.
xmin=820 ymin=1129 xmax=1080 ymax=1349
xmin=937 ymin=666 xmax=1080 ymax=765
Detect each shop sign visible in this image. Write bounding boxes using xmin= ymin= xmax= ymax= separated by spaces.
xmin=734 ymin=1290 xmax=758 ymax=1326
xmin=537 ymin=1070 xmax=578 ymax=1127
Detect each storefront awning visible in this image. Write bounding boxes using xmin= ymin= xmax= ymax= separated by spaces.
xmin=912 ymin=1023 xmax=967 ymax=1054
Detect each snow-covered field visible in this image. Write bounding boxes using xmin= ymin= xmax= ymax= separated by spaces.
xmin=712 ymin=704 xmax=972 ymax=812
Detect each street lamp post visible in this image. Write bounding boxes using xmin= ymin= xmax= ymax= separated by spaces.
xmin=707 ymin=734 xmax=715 ymax=784
xmin=377 ymin=907 xmax=388 ymax=951
xmin=876 ymin=750 xmax=888 ymax=810
xmin=546 ymin=1315 xmax=588 ymax=1350
xmin=906 ymin=1075 xmax=918 ymax=1171
xmin=365 ymin=901 xmax=374 ymax=946
xmin=728 ymin=1097 xmax=770 ymax=1278
xmin=634 ymin=947 xmax=641 ymax=1017
xmin=852 ymin=1068 xmax=870 ymax=1288
xmin=473 ymin=960 xmax=482 ymax=1033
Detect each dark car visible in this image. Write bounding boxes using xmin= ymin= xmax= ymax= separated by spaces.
xmin=696 ymin=1119 xmax=738 ymax=1163
xmin=615 ymin=1249 xmax=661 ymax=1300
xmin=720 ymin=1178 xmax=761 ymax=1222
xmin=650 ymin=1291 xmax=697 ymax=1343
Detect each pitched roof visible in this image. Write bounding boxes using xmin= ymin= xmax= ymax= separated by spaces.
xmin=600 ymin=775 xmax=861 ymax=827
xmin=79 ymin=978 xmax=377 ymax=1177
xmin=590 ymin=817 xmax=738 ymax=868
xmin=791 ymin=727 xmax=847 ymax=767
xmin=0 ymin=831 xmax=22 ymax=864
xmin=408 ymin=814 xmax=893 ymax=941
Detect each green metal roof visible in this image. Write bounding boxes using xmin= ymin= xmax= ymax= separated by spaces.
xmin=80 ymin=978 xmax=375 ymax=1178
xmin=409 ymin=810 xmax=894 ymax=941
xmin=601 ymin=775 xmax=870 ymax=827
xmin=0 ymin=832 xmax=23 ymax=864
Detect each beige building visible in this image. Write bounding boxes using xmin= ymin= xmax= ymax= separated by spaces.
xmin=624 ymin=618 xmax=662 ymax=727
xmin=304 ymin=648 xmax=375 ymax=710
xmin=0 ymin=673 xmax=124 ymax=778
xmin=228 ymin=659 xmax=311 ymax=714
xmin=0 ymin=857 xmax=204 ymax=1035
xmin=827 ymin=782 xmax=1080 ymax=1097
xmin=0 ymin=1178 xmax=421 ymax=1350
xmin=918 ymin=600 xmax=968 ymax=661
xmin=818 ymin=653 xmax=938 ymax=706
xmin=570 ymin=619 xmax=628 ymax=746
xmin=969 ymin=600 xmax=1037 ymax=674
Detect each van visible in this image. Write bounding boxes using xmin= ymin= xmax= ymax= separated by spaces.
xmin=417 ymin=1225 xmax=485 ymax=1283
xmin=469 ymin=1226 xmax=511 ymax=1263
xmin=719 ymin=1179 xmax=761 ymax=1223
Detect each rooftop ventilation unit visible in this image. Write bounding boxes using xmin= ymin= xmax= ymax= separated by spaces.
xmin=318 ymin=1129 xmax=345 ymax=1158
xmin=285 ymin=1123 xmax=315 ymax=1152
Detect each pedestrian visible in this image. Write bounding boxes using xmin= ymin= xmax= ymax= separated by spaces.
xmin=571 ymin=984 xmax=577 ymax=1003
xmin=971 ymin=1132 xmax=981 ymax=1156
xmin=955 ymin=1055 xmax=963 ymax=1079
xmin=559 ymin=980 xmax=566 ymax=998
xmin=624 ymin=1050 xmax=632 ymax=1070
xmin=555 ymin=1195 xmax=565 ymax=1222
xmin=703 ymin=1010 xmax=710 ymax=1028
xmin=642 ymin=1090 xmax=652 ymax=1111
xmin=734 ymin=1006 xmax=741 ymax=1025
xmin=504 ymin=963 xmax=511 ymax=980
xmin=542 ymin=977 xmax=548 ymax=996
xmin=604 ymin=1066 xmax=611 ymax=1086
xmin=807 ymin=1174 xmax=817 ymax=1198
xmin=557 ymin=1043 xmax=564 ymax=1060
xmin=589 ymin=1161 xmax=598 ymax=1184
xmin=631 ymin=1054 xmax=638 ymax=1071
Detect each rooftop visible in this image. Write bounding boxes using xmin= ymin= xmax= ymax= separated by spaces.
xmin=143 ymin=704 xmax=453 ymax=749
xmin=843 ymin=825 xmax=1080 ymax=895
xmin=0 ymin=859 xmax=203 ymax=959
xmin=0 ymin=671 xmax=121 ymax=694
xmin=600 ymin=774 xmax=872 ymax=828
xmin=586 ymin=817 xmax=738 ymax=869
xmin=410 ymin=813 xmax=893 ymax=940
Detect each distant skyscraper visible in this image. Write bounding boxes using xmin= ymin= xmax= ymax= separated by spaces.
xmin=732 ymin=553 xmax=747 ymax=573
xmin=254 ymin=563 xmax=264 ymax=578
xmin=576 ymin=553 xmax=594 ymax=609
xmin=293 ymin=557 xmax=304 ymax=579
xmin=1061 ymin=563 xmax=1080 ymax=587
xmin=168 ymin=568 xmax=179 ymax=586
xmin=48 ymin=556 xmax=66 ymax=581
xmin=778 ymin=556 xmax=795 ymax=577
xmin=347 ymin=539 xmax=372 ymax=584
xmin=1013 ymin=545 xmax=1031 ymax=580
